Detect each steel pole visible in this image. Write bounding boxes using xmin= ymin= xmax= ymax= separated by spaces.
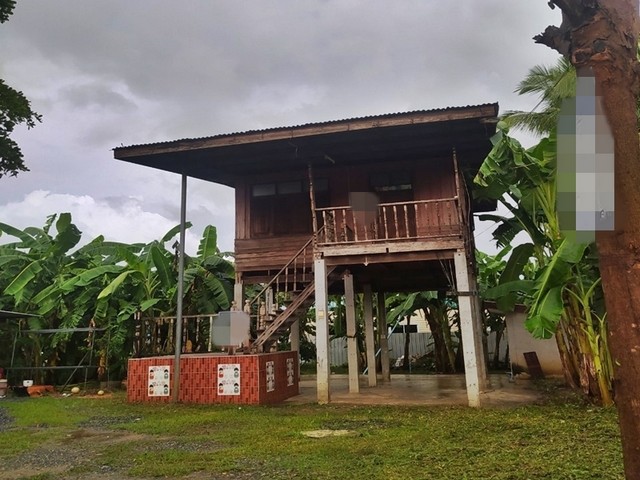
xmin=172 ymin=174 xmax=187 ymax=402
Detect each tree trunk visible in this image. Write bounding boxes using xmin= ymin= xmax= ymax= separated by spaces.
xmin=423 ymin=309 xmax=447 ymax=372
xmin=555 ymin=323 xmax=580 ymax=389
xmin=537 ymin=1 xmax=640 ymax=475
xmin=441 ymin=316 xmax=457 ymax=372
xmin=423 ymin=304 xmax=456 ymax=373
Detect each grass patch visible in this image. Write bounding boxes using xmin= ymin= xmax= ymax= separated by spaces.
xmin=0 ymin=392 xmax=624 ymax=479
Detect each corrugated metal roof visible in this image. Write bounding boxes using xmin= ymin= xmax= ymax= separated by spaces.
xmin=116 ymin=103 xmax=498 ymax=151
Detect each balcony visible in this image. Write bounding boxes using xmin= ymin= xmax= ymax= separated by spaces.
xmin=316 ymin=198 xmax=465 ymax=257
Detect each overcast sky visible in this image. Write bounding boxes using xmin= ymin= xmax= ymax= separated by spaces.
xmin=0 ymin=1 xmax=561 ymax=254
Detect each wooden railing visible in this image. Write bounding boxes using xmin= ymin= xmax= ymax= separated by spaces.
xmin=316 ymin=198 xmax=462 ymax=245
xmin=247 ymin=228 xmax=321 ymax=310
xmin=133 ymin=314 xmax=219 ymax=356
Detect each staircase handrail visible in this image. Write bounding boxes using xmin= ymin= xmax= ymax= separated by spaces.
xmin=252 ymin=282 xmax=316 ymax=350
xmin=247 ymin=226 xmax=324 ymax=309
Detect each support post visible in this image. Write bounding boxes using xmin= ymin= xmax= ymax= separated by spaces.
xmin=377 ymin=292 xmax=391 ymax=383
xmin=266 ymin=287 xmax=274 ymax=314
xmin=233 ymin=278 xmax=243 ymax=311
xmin=172 ymin=174 xmax=187 ymax=403
xmin=454 ymin=250 xmax=485 ymax=407
xmin=290 ymin=319 xmax=301 ymax=380
xmin=308 ymin=163 xmax=318 ymax=237
xmin=314 ymin=258 xmax=330 ymax=404
xmin=363 ymin=284 xmax=377 ymax=387
xmin=470 ymin=273 xmax=489 ymax=390
xmin=290 ymin=320 xmax=300 ymax=352
xmin=344 ymin=272 xmax=360 ymax=394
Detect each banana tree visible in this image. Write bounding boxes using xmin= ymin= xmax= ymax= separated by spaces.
xmin=0 ymin=214 xmax=84 ymax=381
xmin=475 ymin=124 xmax=612 ymax=404
xmin=182 ymin=225 xmax=233 ymax=314
xmin=485 ymin=239 xmax=611 ymax=404
xmin=386 ymin=291 xmax=459 ymax=373
xmin=95 ymin=225 xmax=188 ymax=359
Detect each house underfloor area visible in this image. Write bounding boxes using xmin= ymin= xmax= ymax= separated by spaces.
xmin=286 ymin=373 xmax=544 ymax=406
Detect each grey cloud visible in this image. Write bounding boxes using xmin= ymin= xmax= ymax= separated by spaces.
xmin=1 ymin=0 xmax=562 ymax=252
xmin=58 ymin=82 xmax=135 ymax=112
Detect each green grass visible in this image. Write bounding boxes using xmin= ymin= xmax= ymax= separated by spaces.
xmin=0 ymin=391 xmax=624 ymax=479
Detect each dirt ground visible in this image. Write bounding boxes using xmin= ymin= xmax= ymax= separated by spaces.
xmin=0 ymin=422 xmax=258 ymax=480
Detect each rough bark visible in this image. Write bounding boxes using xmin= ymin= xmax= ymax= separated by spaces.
xmin=536 ymin=1 xmax=640 ymax=476
xmin=423 ymin=308 xmax=453 ymax=372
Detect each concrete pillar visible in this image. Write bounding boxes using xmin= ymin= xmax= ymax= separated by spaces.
xmin=233 ymin=280 xmax=243 ymax=311
xmin=377 ymin=292 xmax=391 ymax=383
xmin=454 ymin=250 xmax=485 ymax=407
xmin=363 ymin=284 xmax=377 ymax=387
xmin=314 ymin=258 xmax=330 ymax=404
xmin=344 ymin=272 xmax=360 ymax=394
xmin=470 ymin=271 xmax=489 ymax=389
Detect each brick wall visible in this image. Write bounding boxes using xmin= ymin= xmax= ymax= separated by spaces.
xmin=127 ymin=352 xmax=299 ymax=405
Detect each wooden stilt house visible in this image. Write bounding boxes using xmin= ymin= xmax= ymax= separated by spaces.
xmin=114 ymin=103 xmax=499 ymax=406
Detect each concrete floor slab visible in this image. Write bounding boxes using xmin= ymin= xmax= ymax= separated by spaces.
xmin=286 ymin=373 xmax=543 ymax=406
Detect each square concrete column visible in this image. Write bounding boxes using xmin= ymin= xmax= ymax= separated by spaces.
xmin=233 ymin=280 xmax=244 ymax=311
xmin=314 ymin=258 xmax=331 ymax=404
xmin=377 ymin=292 xmax=391 ymax=383
xmin=344 ymin=271 xmax=360 ymax=394
xmin=469 ymin=272 xmax=489 ymax=390
xmin=454 ymin=250 xmax=486 ymax=407
xmin=363 ymin=284 xmax=377 ymax=387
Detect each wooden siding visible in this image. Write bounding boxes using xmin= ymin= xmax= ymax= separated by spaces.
xmin=235 ymin=234 xmax=313 ymax=274
xmin=235 ymin=181 xmax=248 ymax=240
xmin=235 ymin=156 xmax=470 ymax=276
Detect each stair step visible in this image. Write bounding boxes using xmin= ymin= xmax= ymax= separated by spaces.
xmin=251 ymin=266 xmax=336 ymax=352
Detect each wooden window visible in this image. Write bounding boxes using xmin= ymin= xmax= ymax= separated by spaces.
xmin=306 ymin=178 xmax=328 ymax=193
xmin=250 ymin=179 xmax=321 ymax=237
xmin=370 ymin=172 xmax=412 ymax=192
xmin=252 ymin=183 xmax=276 ymax=197
xmin=277 ymin=181 xmax=302 ymax=195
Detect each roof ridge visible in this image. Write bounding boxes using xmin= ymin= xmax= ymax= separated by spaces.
xmin=115 ymin=102 xmax=498 ymax=151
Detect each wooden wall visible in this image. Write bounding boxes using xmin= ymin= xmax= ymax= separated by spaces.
xmin=234 ymin=157 xmax=463 ymax=274
xmin=235 ymin=234 xmax=312 ymax=273
xmin=413 ymin=158 xmax=460 ymax=236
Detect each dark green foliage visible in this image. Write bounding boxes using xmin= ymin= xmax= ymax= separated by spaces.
xmin=0 ymin=1 xmax=42 ymax=178
xmin=0 ymin=0 xmax=15 ymax=23
xmin=0 ymin=214 xmax=234 ymax=381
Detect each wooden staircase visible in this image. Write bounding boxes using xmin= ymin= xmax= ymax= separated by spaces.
xmin=246 ymin=229 xmax=337 ymax=353
xmin=251 ymin=271 xmax=334 ymax=352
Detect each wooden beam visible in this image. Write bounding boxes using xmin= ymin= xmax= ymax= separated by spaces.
xmin=290 ymin=320 xmax=300 ymax=352
xmin=320 ymin=238 xmax=464 ymax=258
xmin=324 ymin=249 xmax=457 ymax=267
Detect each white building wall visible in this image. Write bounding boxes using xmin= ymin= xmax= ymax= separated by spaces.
xmin=327 ymin=331 xmax=508 ymax=368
